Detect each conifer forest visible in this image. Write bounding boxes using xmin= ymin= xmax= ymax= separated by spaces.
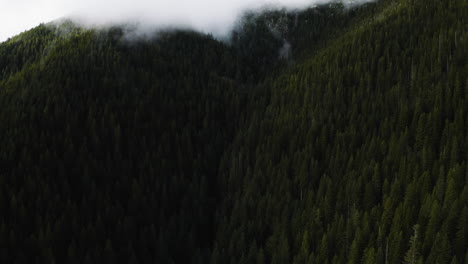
xmin=0 ymin=0 xmax=466 ymax=263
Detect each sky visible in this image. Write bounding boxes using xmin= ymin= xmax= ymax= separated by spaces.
xmin=0 ymin=0 xmax=367 ymax=42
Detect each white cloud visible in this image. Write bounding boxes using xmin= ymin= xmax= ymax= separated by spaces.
xmin=0 ymin=0 xmax=372 ymax=42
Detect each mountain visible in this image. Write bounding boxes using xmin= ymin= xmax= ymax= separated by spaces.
xmin=0 ymin=0 xmax=466 ymax=263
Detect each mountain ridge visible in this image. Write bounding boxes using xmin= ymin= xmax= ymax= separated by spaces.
xmin=0 ymin=0 xmax=466 ymax=263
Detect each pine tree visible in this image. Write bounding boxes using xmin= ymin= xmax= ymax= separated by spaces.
xmin=403 ymin=225 xmax=421 ymax=264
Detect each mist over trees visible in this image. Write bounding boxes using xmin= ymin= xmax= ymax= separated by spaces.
xmin=0 ymin=0 xmax=466 ymax=263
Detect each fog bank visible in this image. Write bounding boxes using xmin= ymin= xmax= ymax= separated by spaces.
xmin=0 ymin=0 xmax=374 ymax=42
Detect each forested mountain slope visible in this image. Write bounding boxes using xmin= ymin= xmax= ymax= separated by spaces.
xmin=212 ymin=0 xmax=467 ymax=263
xmin=0 ymin=0 xmax=466 ymax=263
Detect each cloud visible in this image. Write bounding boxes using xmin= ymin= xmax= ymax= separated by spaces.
xmin=0 ymin=0 xmax=373 ymax=42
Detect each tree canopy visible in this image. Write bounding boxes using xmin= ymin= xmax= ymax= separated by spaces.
xmin=0 ymin=0 xmax=466 ymax=263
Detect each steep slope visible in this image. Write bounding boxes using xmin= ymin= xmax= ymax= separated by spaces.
xmin=0 ymin=4 xmax=372 ymax=263
xmin=212 ymin=0 xmax=467 ymax=263
xmin=0 ymin=0 xmax=466 ymax=263
xmin=0 ymin=27 xmax=244 ymax=263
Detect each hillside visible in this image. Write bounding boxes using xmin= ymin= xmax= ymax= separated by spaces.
xmin=0 ymin=0 xmax=466 ymax=263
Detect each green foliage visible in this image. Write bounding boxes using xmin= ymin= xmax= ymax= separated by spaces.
xmin=403 ymin=225 xmax=422 ymax=264
xmin=0 ymin=0 xmax=466 ymax=263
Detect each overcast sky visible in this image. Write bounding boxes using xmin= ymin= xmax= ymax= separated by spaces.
xmin=0 ymin=0 xmax=368 ymax=42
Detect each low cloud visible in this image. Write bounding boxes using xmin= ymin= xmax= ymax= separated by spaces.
xmin=0 ymin=0 xmax=375 ymax=42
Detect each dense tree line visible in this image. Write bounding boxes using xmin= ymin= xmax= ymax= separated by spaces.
xmin=0 ymin=25 xmax=251 ymax=263
xmin=0 ymin=0 xmax=466 ymax=263
xmin=213 ymin=0 xmax=467 ymax=263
